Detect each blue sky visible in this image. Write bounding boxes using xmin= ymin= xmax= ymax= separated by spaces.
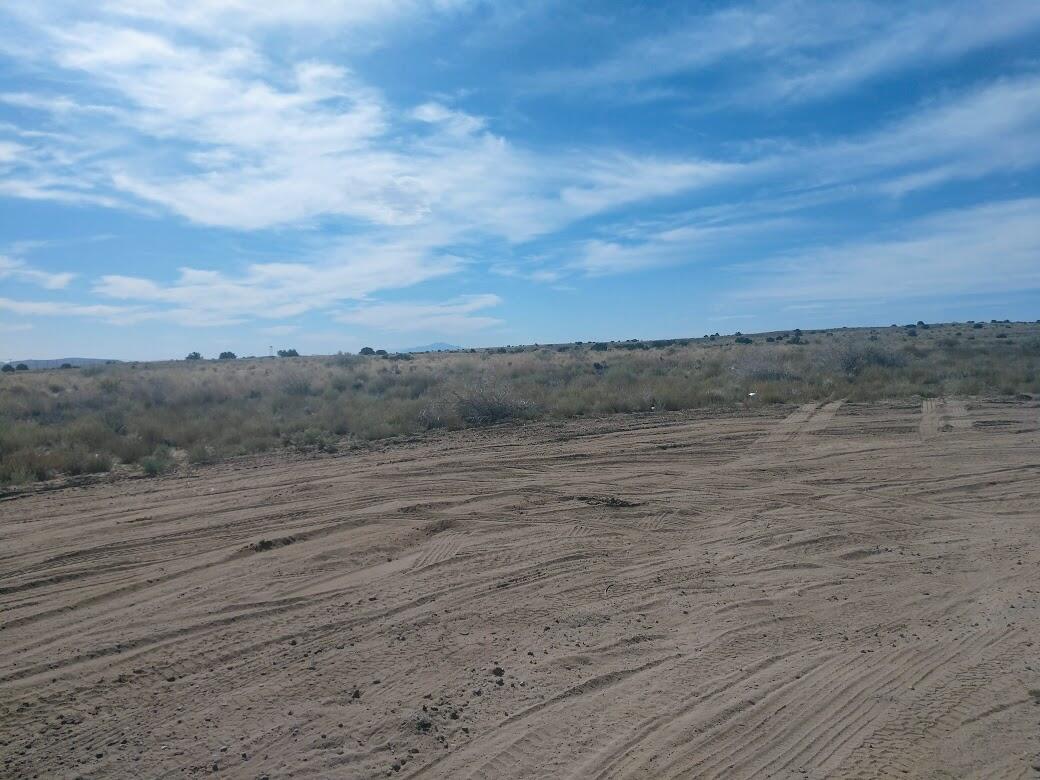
xmin=1 ymin=1 xmax=1039 ymax=360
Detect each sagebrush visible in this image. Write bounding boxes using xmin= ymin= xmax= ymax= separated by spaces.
xmin=2 ymin=322 xmax=1037 ymax=486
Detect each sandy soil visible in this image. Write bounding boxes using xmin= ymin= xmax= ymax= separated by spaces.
xmin=2 ymin=398 xmax=1039 ymax=779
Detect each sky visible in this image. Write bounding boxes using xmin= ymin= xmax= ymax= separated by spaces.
xmin=1 ymin=1 xmax=1039 ymax=360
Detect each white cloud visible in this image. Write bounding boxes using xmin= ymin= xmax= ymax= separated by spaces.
xmin=0 ymin=256 xmax=76 ymax=289
xmin=733 ymin=198 xmax=1040 ymax=302
xmin=335 ymin=294 xmax=503 ymax=333
xmin=412 ymin=101 xmax=486 ymax=135
xmin=0 ymin=296 xmax=135 ymax=318
xmin=758 ymin=3 xmax=1040 ymax=103
xmin=95 ymin=0 xmax=475 ymax=34
xmin=564 ymin=72 xmax=1040 ymax=278
xmin=93 ymin=233 xmax=463 ymax=322
xmin=575 ymin=217 xmax=800 ymax=275
xmin=530 ymin=0 xmax=1040 ymax=105
xmin=811 ymin=74 xmax=1040 ymax=195
xmin=0 ymin=139 xmax=28 ymax=163
xmin=1 ymin=4 xmax=743 ymax=242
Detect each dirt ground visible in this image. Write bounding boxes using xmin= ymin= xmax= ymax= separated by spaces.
xmin=2 ymin=398 xmax=1039 ymax=779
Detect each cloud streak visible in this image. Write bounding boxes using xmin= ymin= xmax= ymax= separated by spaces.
xmin=529 ymin=0 xmax=1040 ymax=105
xmin=0 ymin=256 xmax=75 ymax=289
xmin=733 ymin=198 xmax=1040 ymax=303
xmin=335 ymin=294 xmax=503 ymax=333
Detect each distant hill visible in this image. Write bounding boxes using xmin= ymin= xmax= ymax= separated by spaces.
xmin=2 ymin=358 xmax=120 ymax=369
xmin=396 ymin=342 xmax=461 ymax=353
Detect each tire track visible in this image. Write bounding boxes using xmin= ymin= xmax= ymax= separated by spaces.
xmin=2 ymin=398 xmax=1036 ymax=780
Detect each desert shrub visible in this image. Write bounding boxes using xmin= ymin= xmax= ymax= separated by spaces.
xmin=2 ymin=321 xmax=1038 ymax=486
xmin=112 ymin=435 xmax=152 ymax=464
xmin=140 ymin=446 xmax=175 ymax=476
xmin=0 ymin=451 xmax=52 ymax=484
xmin=185 ymin=352 xmax=202 ymax=360
xmin=732 ymin=351 xmax=799 ymax=382
xmin=281 ymin=374 xmax=312 ymax=396
xmin=187 ymin=443 xmax=217 ymax=464
xmin=835 ymin=344 xmax=906 ymax=376
xmin=62 ymin=446 xmax=113 ymax=476
xmin=219 ymin=351 xmax=237 ymax=360
xmin=285 ymin=427 xmax=337 ymax=453
xmin=1 ymin=364 xmax=13 ymax=373
xmin=453 ymin=381 xmax=533 ymax=425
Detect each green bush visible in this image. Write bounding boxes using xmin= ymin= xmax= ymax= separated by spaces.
xmin=141 ymin=446 xmax=175 ymax=476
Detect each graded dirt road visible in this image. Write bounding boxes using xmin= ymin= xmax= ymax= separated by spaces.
xmin=2 ymin=398 xmax=1039 ymax=779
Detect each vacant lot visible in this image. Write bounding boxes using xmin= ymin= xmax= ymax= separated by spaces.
xmin=2 ymin=396 xmax=1038 ymax=778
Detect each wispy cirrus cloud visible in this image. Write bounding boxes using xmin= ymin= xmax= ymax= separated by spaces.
xmin=558 ymin=71 xmax=1040 ymax=277
xmin=0 ymin=296 xmax=133 ymax=318
xmin=806 ymin=74 xmax=1040 ymax=195
xmin=732 ymin=198 xmax=1040 ymax=303
xmin=573 ymin=213 xmax=804 ymax=276
xmin=91 ymin=0 xmax=477 ymax=35
xmin=93 ymin=233 xmax=465 ymax=322
xmin=528 ymin=0 xmax=1040 ymax=105
xmin=0 ymin=256 xmax=75 ymax=289
xmin=335 ymin=293 xmax=503 ymax=334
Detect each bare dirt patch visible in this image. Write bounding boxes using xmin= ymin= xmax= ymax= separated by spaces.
xmin=2 ymin=399 xmax=1038 ymax=778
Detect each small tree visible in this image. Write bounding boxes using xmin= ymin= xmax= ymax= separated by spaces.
xmin=277 ymin=348 xmax=299 ymax=357
xmin=1 ymin=364 xmax=13 ymax=372
xmin=218 ymin=351 xmax=237 ymax=360
xmin=15 ymin=363 xmax=29 ymax=371
xmin=186 ymin=351 xmax=202 ymax=360
xmin=359 ymin=347 xmax=375 ymax=355
xmin=61 ymin=363 xmax=73 ymax=369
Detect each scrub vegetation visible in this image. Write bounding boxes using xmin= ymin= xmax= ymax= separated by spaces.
xmin=2 ymin=320 xmax=1038 ymax=486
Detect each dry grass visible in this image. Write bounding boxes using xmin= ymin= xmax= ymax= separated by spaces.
xmin=2 ymin=321 xmax=1038 ymax=486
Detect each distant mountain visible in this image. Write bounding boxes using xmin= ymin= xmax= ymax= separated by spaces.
xmin=396 ymin=342 xmax=461 ymax=353
xmin=2 ymin=358 xmax=119 ymax=369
